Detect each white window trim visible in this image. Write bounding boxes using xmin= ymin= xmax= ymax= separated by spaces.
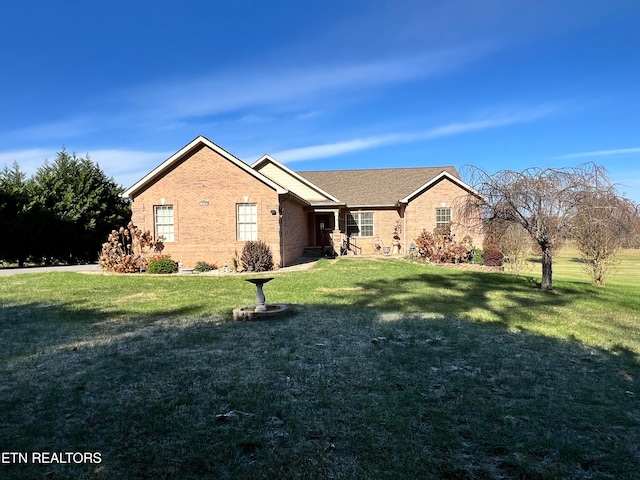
xmin=154 ymin=205 xmax=175 ymax=242
xmin=435 ymin=207 xmax=452 ymax=232
xmin=347 ymin=212 xmax=374 ymax=237
xmin=237 ymin=203 xmax=258 ymax=241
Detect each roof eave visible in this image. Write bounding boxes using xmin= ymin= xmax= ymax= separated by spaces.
xmin=347 ymin=204 xmax=398 ymax=209
xmin=281 ymin=190 xmax=312 ymax=207
xmin=308 ymin=201 xmax=346 ymax=208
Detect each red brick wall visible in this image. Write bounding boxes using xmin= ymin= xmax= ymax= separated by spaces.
xmin=344 ymin=208 xmax=403 ymax=255
xmin=373 ymin=208 xmax=403 ymax=254
xmin=280 ymin=196 xmax=309 ymax=266
xmin=404 ymin=177 xmax=484 ymax=249
xmin=340 ymin=196 xmax=483 ymax=256
xmin=130 ymin=144 xmax=282 ymax=269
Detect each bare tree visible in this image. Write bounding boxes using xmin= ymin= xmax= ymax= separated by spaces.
xmin=462 ymin=163 xmax=613 ymax=291
xmin=570 ymin=186 xmax=639 ymax=286
xmin=497 ymin=223 xmax=533 ymax=276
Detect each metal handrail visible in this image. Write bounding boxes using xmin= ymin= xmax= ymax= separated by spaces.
xmin=341 ymin=234 xmax=362 ymax=255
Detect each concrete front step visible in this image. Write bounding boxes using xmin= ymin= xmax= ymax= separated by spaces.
xmin=302 ymin=246 xmax=335 ymax=258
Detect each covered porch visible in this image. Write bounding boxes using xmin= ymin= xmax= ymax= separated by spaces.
xmin=304 ymin=208 xmax=364 ymax=257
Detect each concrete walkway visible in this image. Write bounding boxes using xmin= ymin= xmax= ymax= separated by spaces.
xmin=0 ymin=260 xmax=320 ymax=277
xmin=0 ymin=264 xmax=102 ymax=276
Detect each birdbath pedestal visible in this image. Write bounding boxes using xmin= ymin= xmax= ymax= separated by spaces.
xmin=245 ymin=278 xmax=274 ymax=312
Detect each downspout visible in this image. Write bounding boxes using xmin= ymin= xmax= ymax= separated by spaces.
xmin=280 ymin=195 xmax=286 ymax=268
xmin=396 ymin=201 xmax=407 ymax=256
xmin=403 ymin=203 xmax=407 ymax=255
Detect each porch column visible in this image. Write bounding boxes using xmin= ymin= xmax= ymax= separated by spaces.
xmin=332 ymin=210 xmax=341 ymax=256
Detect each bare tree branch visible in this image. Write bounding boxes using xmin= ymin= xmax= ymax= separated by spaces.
xmin=460 ymin=162 xmax=637 ymax=290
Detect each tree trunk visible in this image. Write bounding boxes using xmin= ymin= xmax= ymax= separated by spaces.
xmin=541 ymin=246 xmax=553 ymax=291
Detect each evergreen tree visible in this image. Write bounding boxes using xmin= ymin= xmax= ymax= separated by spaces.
xmin=0 ymin=163 xmax=36 ymax=266
xmin=32 ymin=149 xmax=131 ymax=263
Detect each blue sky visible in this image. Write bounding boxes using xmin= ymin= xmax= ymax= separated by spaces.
xmin=1 ymin=0 xmax=639 ymax=202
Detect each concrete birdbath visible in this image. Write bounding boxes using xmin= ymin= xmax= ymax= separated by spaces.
xmin=233 ymin=277 xmax=289 ymax=320
xmin=246 ymin=277 xmax=273 ymax=312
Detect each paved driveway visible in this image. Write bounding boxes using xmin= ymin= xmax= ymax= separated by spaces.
xmin=0 ymin=264 xmax=102 ymax=276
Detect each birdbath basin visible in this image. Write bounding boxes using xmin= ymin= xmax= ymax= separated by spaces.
xmin=245 ymin=277 xmax=274 ymax=312
xmin=233 ymin=277 xmax=288 ymax=320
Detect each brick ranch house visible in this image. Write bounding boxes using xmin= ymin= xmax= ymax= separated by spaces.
xmin=121 ymin=136 xmax=484 ymax=269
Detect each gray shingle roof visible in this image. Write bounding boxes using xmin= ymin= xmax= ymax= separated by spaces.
xmin=297 ymin=166 xmax=461 ymax=206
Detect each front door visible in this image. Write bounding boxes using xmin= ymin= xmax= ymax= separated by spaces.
xmin=314 ymin=213 xmax=333 ymax=247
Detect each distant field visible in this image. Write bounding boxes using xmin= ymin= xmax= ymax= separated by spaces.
xmin=550 ymin=244 xmax=640 ymax=286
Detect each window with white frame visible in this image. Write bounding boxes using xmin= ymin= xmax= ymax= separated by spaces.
xmin=347 ymin=212 xmax=374 ymax=237
xmin=154 ymin=205 xmax=175 ymax=242
xmin=435 ymin=207 xmax=452 ymax=233
xmin=237 ymin=203 xmax=258 ymax=240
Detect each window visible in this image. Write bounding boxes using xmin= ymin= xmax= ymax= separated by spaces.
xmin=347 ymin=212 xmax=374 ymax=237
xmin=435 ymin=207 xmax=452 ymax=234
xmin=237 ymin=203 xmax=257 ymax=240
xmin=154 ymin=205 xmax=174 ymax=242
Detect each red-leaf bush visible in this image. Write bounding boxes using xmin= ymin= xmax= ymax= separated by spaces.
xmin=99 ymin=222 xmax=164 ymax=273
xmin=482 ymin=244 xmax=504 ymax=267
xmin=241 ymin=240 xmax=274 ymax=272
xmin=415 ymin=229 xmax=473 ymax=264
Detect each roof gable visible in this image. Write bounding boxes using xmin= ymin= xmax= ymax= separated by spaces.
xmin=122 ymin=136 xmax=287 ymax=199
xmin=252 ymin=155 xmax=341 ymax=205
xmin=400 ymin=170 xmax=481 ymax=203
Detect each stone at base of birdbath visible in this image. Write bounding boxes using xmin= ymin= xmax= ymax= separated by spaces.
xmin=233 ymin=304 xmax=289 ymax=321
xmin=234 ymin=277 xmax=288 ymax=320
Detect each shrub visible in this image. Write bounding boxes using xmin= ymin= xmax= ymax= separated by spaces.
xmin=497 ymin=223 xmax=532 ymax=275
xmin=99 ymin=222 xmax=164 ymax=273
xmin=147 ymin=256 xmax=178 ymax=274
xmin=469 ymin=247 xmax=484 ymax=265
xmin=194 ymin=261 xmax=217 ymax=273
xmin=483 ymin=244 xmax=504 ymax=267
xmin=241 ymin=240 xmax=274 ymax=272
xmin=415 ymin=229 xmax=473 ymax=264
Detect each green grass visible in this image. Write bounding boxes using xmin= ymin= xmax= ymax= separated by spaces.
xmin=1 ymin=250 xmax=639 ymax=479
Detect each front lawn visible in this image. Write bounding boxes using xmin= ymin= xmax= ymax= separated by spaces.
xmin=1 ymin=251 xmax=639 ymax=479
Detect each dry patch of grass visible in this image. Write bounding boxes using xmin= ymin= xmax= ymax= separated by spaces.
xmin=111 ymin=292 xmax=158 ymax=304
xmin=316 ymin=287 xmax=364 ymax=293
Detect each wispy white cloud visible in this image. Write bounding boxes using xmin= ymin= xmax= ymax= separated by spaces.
xmin=4 ymin=117 xmax=99 ymax=142
xmin=294 ymin=110 xmax=323 ymax=121
xmin=79 ymin=149 xmax=174 ymax=187
xmin=0 ymin=148 xmax=58 ymax=174
xmin=555 ymin=147 xmax=640 ymax=159
xmin=274 ymin=105 xmax=557 ymax=162
xmin=88 ymin=149 xmax=171 ymax=172
xmin=131 ymin=45 xmax=492 ymax=120
xmin=237 ymin=114 xmax=273 ymax=124
xmin=0 ymin=45 xmax=493 ymax=145
xmin=272 ymin=135 xmax=401 ymax=162
xmin=0 ymin=148 xmax=171 ymax=188
xmin=421 ymin=105 xmax=556 ymax=138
